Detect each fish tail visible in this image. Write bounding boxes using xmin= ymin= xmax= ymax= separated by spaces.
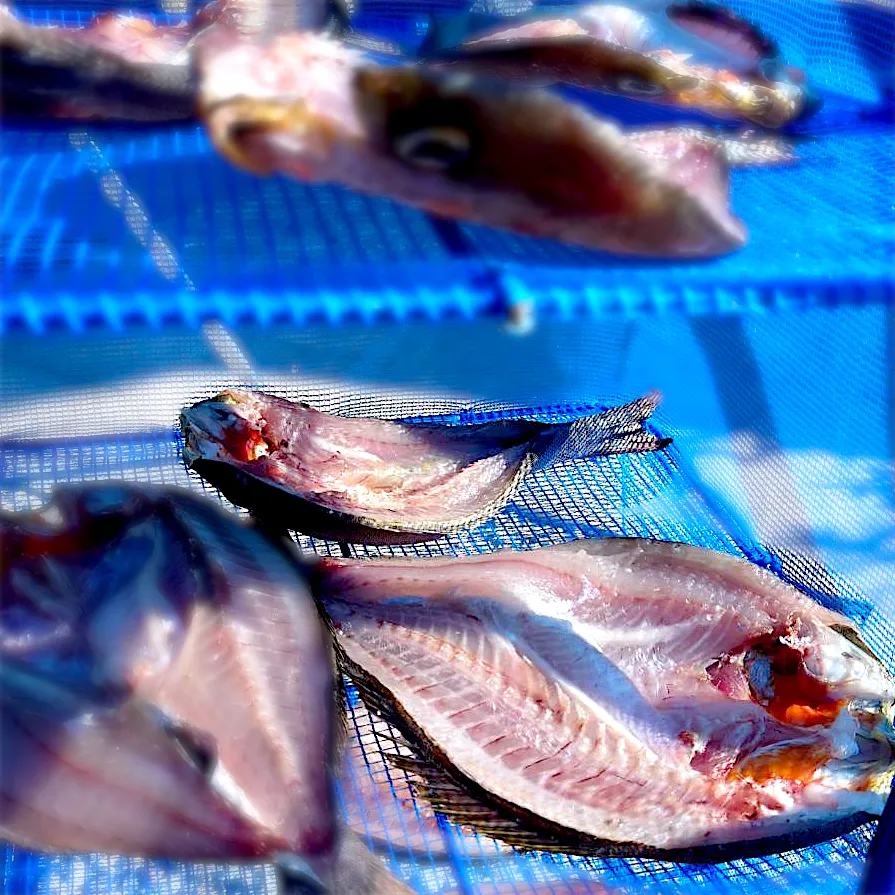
xmin=537 ymin=391 xmax=671 ymax=468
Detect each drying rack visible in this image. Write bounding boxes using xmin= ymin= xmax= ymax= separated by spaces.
xmin=2 ymin=0 xmax=894 ymax=893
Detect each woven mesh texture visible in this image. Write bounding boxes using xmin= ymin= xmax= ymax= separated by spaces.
xmin=1 ymin=307 xmax=892 ymax=894
xmin=2 ymin=0 xmax=893 ymax=331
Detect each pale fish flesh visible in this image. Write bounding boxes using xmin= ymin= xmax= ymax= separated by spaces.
xmin=316 ymin=538 xmax=895 ymax=860
xmin=0 ymin=484 xmax=410 ymax=894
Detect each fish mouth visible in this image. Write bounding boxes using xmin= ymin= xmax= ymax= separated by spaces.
xmin=180 ymin=392 xmax=267 ymax=466
xmin=202 ymin=98 xmax=326 ymax=177
xmin=624 ymin=128 xmax=747 ymax=255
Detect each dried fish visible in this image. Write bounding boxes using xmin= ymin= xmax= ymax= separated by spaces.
xmin=317 ymin=539 xmax=895 ymax=860
xmin=197 ymin=32 xmax=747 ymax=257
xmin=181 ymin=389 xmax=669 ymax=544
xmin=0 ymin=485 xmax=410 ymax=893
xmin=417 ymin=2 xmax=820 ymax=128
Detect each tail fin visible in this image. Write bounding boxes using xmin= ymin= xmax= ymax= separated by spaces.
xmin=536 ymin=391 xmax=671 ymax=469
xmin=331 ymin=830 xmax=416 ymax=894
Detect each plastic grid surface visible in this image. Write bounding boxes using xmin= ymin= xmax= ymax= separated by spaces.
xmin=1 ymin=366 xmax=891 ymax=895
xmin=2 ymin=0 xmax=894 ymax=332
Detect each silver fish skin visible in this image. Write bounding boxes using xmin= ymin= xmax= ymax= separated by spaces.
xmin=180 ymin=389 xmax=670 ymax=544
xmin=196 ymin=30 xmax=747 ymax=258
xmin=0 ymin=484 xmax=412 ymax=893
xmin=316 ymin=539 xmax=895 ymax=860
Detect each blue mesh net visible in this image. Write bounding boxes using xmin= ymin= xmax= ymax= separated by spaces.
xmin=1 ymin=0 xmax=894 ymax=892
xmin=2 ymin=0 xmax=893 ymax=330
xmin=0 ymin=306 xmax=893 ymax=894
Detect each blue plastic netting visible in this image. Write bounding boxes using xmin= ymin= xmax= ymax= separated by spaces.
xmin=1 ymin=304 xmax=893 ymax=894
xmin=1 ymin=0 xmax=893 ymax=892
xmin=2 ymin=0 xmax=893 ymax=331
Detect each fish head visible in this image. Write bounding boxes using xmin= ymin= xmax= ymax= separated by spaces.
xmin=744 ymin=622 xmax=895 ymax=714
xmin=801 ymin=623 xmax=895 ymax=707
xmin=180 ymin=390 xmax=271 ymax=466
xmin=197 ymin=32 xmax=746 ymax=257
xmin=740 ymin=620 xmax=895 ymax=789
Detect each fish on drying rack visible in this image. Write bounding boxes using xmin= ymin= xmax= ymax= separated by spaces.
xmin=195 ymin=28 xmax=751 ymax=257
xmin=314 ymin=538 xmax=895 ymax=861
xmin=415 ymin=1 xmax=821 ymax=128
xmin=180 ymin=388 xmax=671 ymax=544
xmin=0 ymin=484 xmax=412 ymax=895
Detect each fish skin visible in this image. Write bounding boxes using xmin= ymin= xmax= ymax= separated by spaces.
xmin=0 ymin=0 xmax=347 ymax=122
xmin=316 ymin=539 xmax=895 ymax=860
xmin=416 ymin=2 xmax=817 ymax=128
xmin=0 ymin=4 xmax=196 ymax=121
xmin=0 ymin=484 xmax=412 ymax=894
xmin=196 ymin=32 xmax=746 ymax=258
xmin=180 ymin=389 xmax=669 ymax=544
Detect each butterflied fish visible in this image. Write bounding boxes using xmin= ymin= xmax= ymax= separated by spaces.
xmin=0 ymin=484 xmax=411 ymax=894
xmin=416 ymin=1 xmax=820 ymax=128
xmin=180 ymin=389 xmax=670 ymax=544
xmin=0 ymin=0 xmax=348 ymax=122
xmin=197 ymin=31 xmax=747 ymax=257
xmin=315 ymin=539 xmax=895 ymax=860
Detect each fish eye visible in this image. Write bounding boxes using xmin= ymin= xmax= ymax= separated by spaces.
xmin=392 ymin=126 xmax=472 ymax=172
xmin=615 ymin=76 xmax=666 ymax=97
xmin=168 ymin=724 xmax=216 ymax=778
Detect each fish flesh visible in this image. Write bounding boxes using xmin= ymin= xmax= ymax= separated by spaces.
xmin=0 ymin=484 xmax=410 ymax=893
xmin=0 ymin=0 xmax=348 ymax=122
xmin=180 ymin=389 xmax=670 ymax=544
xmin=416 ymin=2 xmax=820 ymax=128
xmin=316 ymin=539 xmax=895 ymax=860
xmin=197 ymin=31 xmax=747 ymax=257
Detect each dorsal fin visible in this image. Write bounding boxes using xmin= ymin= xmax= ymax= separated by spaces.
xmin=666 ymin=1 xmax=780 ymax=63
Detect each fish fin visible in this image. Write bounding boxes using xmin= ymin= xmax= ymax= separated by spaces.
xmin=276 ymin=830 xmax=414 ymax=895
xmin=323 ymin=0 xmax=353 ymax=37
xmin=666 ymin=1 xmax=780 ymax=63
xmin=388 ymin=755 xmax=566 ymax=851
xmin=536 ymin=391 xmax=671 ymax=468
xmin=338 ymin=30 xmax=405 ymax=56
